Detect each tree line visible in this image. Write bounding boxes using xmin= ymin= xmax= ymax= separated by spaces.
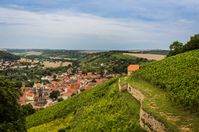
xmin=168 ymin=34 xmax=199 ymax=56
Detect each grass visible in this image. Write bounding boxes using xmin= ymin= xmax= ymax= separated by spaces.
xmin=28 ymin=113 xmax=74 ymax=132
xmin=121 ymin=76 xmax=199 ymax=132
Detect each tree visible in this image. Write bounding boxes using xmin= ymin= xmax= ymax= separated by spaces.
xmin=53 ymin=75 xmax=57 ymax=81
xmin=25 ymin=81 xmax=34 ymax=87
xmin=58 ymin=98 xmax=64 ymax=102
xmin=49 ymin=91 xmax=60 ymax=100
xmin=22 ymin=103 xmax=35 ymax=116
xmin=168 ymin=41 xmax=184 ymax=56
xmin=0 ymin=77 xmax=26 ymax=132
xmin=167 ymin=34 xmax=199 ymax=57
xmin=184 ymin=34 xmax=199 ymax=51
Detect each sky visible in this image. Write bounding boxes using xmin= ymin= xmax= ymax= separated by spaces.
xmin=0 ymin=0 xmax=198 ymax=50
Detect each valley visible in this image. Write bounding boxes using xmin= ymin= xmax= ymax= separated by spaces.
xmin=1 ymin=1 xmax=199 ymax=131
xmin=1 ymin=34 xmax=199 ymax=132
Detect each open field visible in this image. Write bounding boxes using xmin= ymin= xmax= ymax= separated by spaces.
xmin=26 ymin=51 xmax=43 ymax=56
xmin=42 ymin=61 xmax=72 ymax=68
xmin=14 ymin=51 xmax=43 ymax=56
xmin=124 ymin=53 xmax=166 ymax=60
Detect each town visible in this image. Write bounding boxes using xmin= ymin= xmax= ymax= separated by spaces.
xmin=19 ymin=67 xmax=115 ymax=109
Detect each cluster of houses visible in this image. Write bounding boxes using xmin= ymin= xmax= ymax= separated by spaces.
xmin=19 ymin=64 xmax=140 ymax=109
xmin=19 ymin=71 xmax=113 ymax=109
xmin=0 ymin=60 xmax=19 ymax=70
xmin=0 ymin=59 xmax=37 ymax=70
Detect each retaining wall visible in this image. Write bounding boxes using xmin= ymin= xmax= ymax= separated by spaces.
xmin=118 ymin=80 xmax=167 ymax=132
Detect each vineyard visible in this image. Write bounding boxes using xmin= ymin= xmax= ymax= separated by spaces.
xmin=26 ymin=79 xmax=143 ymax=131
xmin=132 ymin=50 xmax=199 ymax=111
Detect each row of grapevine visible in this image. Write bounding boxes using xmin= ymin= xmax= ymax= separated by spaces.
xmin=132 ymin=50 xmax=199 ymax=112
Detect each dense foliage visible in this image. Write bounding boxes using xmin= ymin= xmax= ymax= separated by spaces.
xmin=0 ymin=50 xmax=20 ymax=61
xmin=22 ymin=104 xmax=35 ymax=117
xmin=80 ymin=52 xmax=148 ymax=74
xmin=0 ymin=65 xmax=71 ymax=86
xmin=0 ymin=77 xmax=26 ymax=132
xmin=49 ymin=90 xmax=60 ymax=100
xmin=168 ymin=34 xmax=199 ymax=56
xmin=26 ymin=79 xmax=143 ymax=131
xmin=132 ymin=50 xmax=199 ymax=112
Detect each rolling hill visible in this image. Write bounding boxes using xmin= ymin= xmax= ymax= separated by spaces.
xmin=80 ymin=52 xmax=148 ymax=74
xmin=0 ymin=50 xmax=20 ymax=61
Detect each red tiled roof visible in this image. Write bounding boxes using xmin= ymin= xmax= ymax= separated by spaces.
xmin=51 ymin=81 xmax=58 ymax=85
xmin=68 ymin=88 xmax=77 ymax=93
xmin=19 ymin=96 xmax=26 ymax=103
xmin=84 ymin=86 xmax=92 ymax=90
xmin=26 ymin=91 xmax=34 ymax=97
xmin=63 ymin=92 xmax=72 ymax=97
xmin=128 ymin=64 xmax=140 ymax=71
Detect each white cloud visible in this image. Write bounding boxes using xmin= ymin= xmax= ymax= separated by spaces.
xmin=0 ymin=7 xmax=197 ymax=49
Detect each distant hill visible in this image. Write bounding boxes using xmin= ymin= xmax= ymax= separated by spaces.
xmin=26 ymin=79 xmax=143 ymax=131
xmin=132 ymin=49 xmax=199 ymax=111
xmin=0 ymin=50 xmax=20 ymax=61
xmin=80 ymin=52 xmax=148 ymax=74
xmin=128 ymin=50 xmax=169 ymax=55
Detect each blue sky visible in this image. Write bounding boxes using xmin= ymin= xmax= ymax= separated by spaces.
xmin=0 ymin=0 xmax=198 ymax=50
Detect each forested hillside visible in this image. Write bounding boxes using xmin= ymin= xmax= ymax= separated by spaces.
xmin=131 ymin=50 xmax=199 ymax=111
xmin=26 ymin=79 xmax=143 ymax=132
xmin=0 ymin=50 xmax=20 ymax=61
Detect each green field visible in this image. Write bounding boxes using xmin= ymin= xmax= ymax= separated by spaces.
xmin=26 ymin=79 xmax=144 ymax=132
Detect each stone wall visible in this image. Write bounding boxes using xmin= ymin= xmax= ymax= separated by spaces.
xmin=118 ymin=80 xmax=167 ymax=132
xmin=118 ymin=79 xmax=128 ymax=92
xmin=127 ymin=86 xmax=145 ymax=102
xmin=140 ymin=109 xmax=167 ymax=132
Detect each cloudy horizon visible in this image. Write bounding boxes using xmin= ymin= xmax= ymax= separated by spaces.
xmin=0 ymin=0 xmax=198 ymax=50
